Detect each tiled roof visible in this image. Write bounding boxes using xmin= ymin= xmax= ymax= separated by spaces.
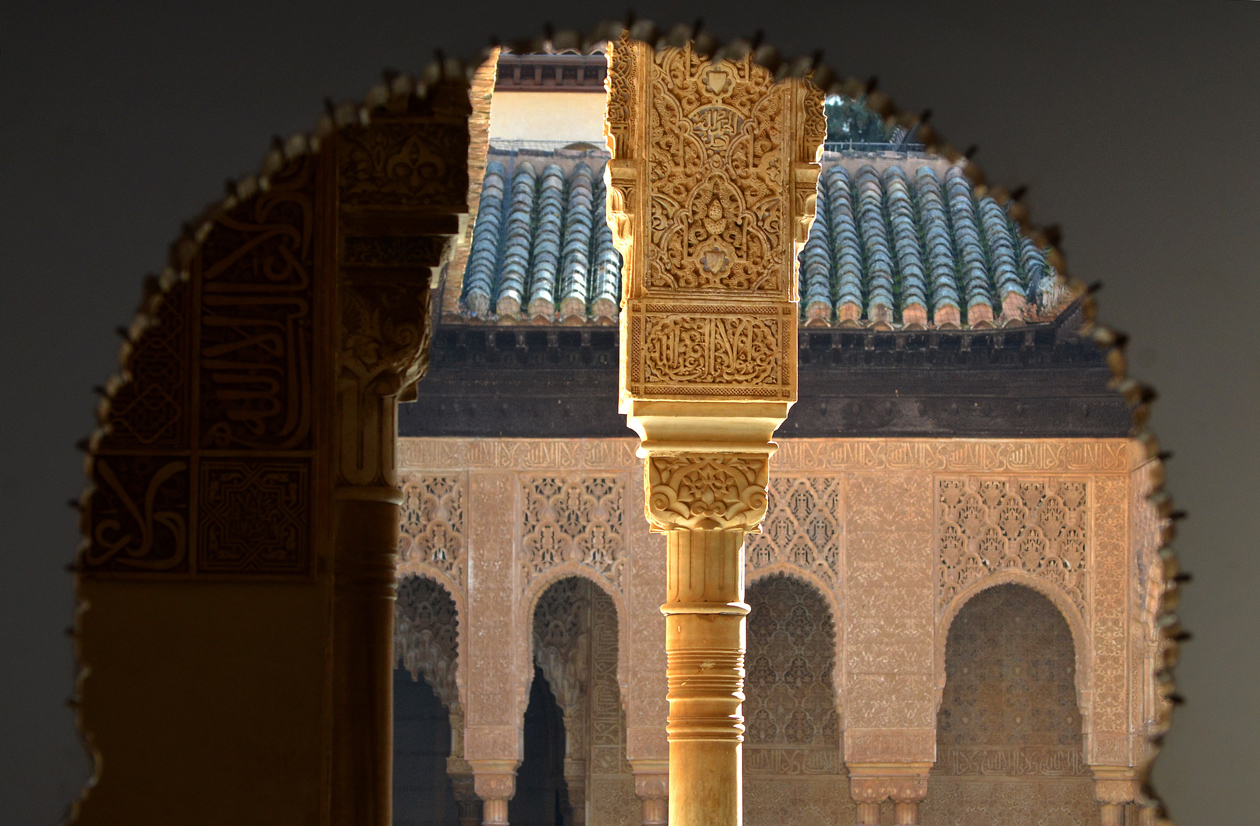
xmin=802 ymin=162 xmax=1061 ymax=328
xmin=460 ymin=150 xmax=622 ymax=324
xmin=456 ymin=152 xmax=1064 ymax=329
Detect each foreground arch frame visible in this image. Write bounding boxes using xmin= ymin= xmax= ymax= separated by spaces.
xmin=71 ymin=17 xmax=1184 ymax=826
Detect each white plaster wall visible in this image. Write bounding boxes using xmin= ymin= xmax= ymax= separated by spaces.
xmin=488 ymin=91 xmax=608 ymax=144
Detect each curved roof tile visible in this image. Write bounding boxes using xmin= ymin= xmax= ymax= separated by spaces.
xmin=458 ymin=151 xmax=1062 ymax=328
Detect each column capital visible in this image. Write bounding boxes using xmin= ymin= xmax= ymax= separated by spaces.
xmin=644 ymin=452 xmax=770 ymax=532
xmin=1092 ymin=765 xmax=1139 ymax=805
xmin=468 ymin=759 xmax=518 ymax=791
xmin=847 ymin=762 xmax=933 ymax=804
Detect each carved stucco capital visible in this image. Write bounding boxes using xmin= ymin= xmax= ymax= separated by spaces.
xmin=645 ymin=452 xmax=769 ymax=532
xmin=339 ymin=278 xmax=433 ymax=399
xmin=632 ymin=770 xmax=669 ymax=801
xmin=847 ymin=763 xmax=933 ymax=804
xmin=1092 ymin=766 xmax=1139 ymax=805
xmin=470 ymin=762 xmax=517 ymax=801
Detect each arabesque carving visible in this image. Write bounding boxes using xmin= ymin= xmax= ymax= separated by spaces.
xmin=746 ymin=476 xmax=842 ymax=587
xmin=645 ymin=453 xmax=768 ymax=531
xmin=399 ymin=473 xmax=466 ymax=587
xmin=938 ymin=476 xmax=1090 ymax=618
xmin=608 ymin=38 xmax=823 ymax=297
xmin=521 ymin=476 xmax=627 ymax=591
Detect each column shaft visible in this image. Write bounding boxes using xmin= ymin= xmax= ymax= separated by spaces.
xmin=662 ymin=529 xmax=748 ymax=826
xmin=331 ymin=490 xmax=400 ymax=826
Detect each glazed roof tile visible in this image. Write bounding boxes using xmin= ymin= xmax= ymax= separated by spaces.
xmin=457 ymin=151 xmax=1065 ymax=329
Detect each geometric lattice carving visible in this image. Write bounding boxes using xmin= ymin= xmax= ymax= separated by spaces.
xmin=521 ymin=476 xmax=625 ymax=590
xmin=938 ymin=477 xmax=1089 ymax=618
xmin=197 ymin=458 xmax=310 ymax=574
xmin=746 ymin=477 xmax=842 ymax=588
xmin=396 ymin=575 xmax=460 ymax=713
xmin=745 ymin=575 xmax=839 ymax=754
xmin=100 ymin=282 xmax=190 ymax=451
xmin=399 ymin=473 xmax=466 ymax=587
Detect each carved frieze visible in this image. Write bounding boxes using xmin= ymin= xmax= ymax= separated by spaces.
xmin=624 ymin=301 xmax=796 ymax=399
xmin=398 ymin=437 xmax=1135 ymax=474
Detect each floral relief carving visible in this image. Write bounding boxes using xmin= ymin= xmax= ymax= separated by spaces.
xmin=1090 ymin=476 xmax=1129 ymax=741
xmin=746 ymin=476 xmax=842 ymax=587
xmin=937 ymin=476 xmax=1090 ymax=618
xmin=632 ymin=42 xmax=819 ymax=296
xmin=646 ymin=453 xmax=768 ymax=531
xmin=521 ymin=476 xmax=626 ymax=590
xmin=398 ymin=472 xmax=466 ymax=587
xmin=395 ymin=575 xmax=461 ymax=713
xmin=338 ymin=120 xmax=469 ymax=208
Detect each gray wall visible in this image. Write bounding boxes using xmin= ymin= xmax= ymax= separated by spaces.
xmin=2 ymin=2 xmax=1256 ymax=824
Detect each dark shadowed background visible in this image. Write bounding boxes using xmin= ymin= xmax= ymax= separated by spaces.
xmin=2 ymin=1 xmax=1256 ymax=823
